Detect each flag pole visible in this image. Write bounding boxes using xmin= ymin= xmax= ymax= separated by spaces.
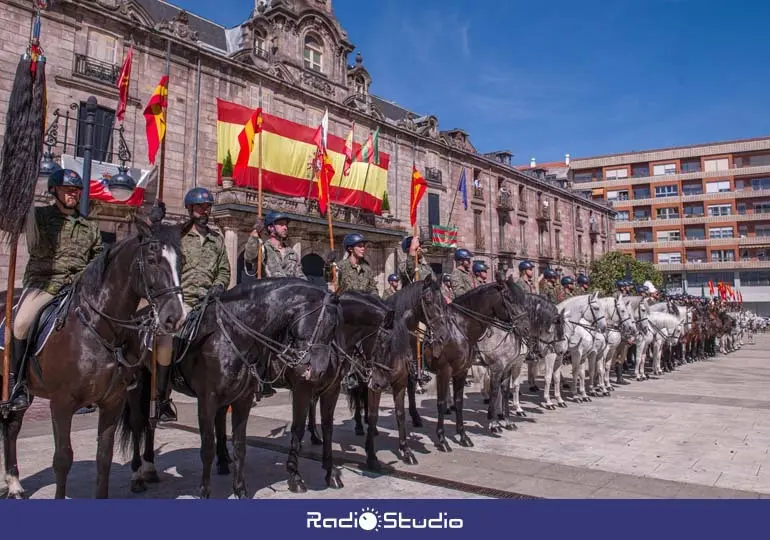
xmin=446 ymin=155 xmax=461 ymax=225
xmin=151 ymin=37 xmax=171 ymax=425
xmin=256 ymin=81 xmax=264 ymax=279
xmin=412 ymin=141 xmax=422 ymax=378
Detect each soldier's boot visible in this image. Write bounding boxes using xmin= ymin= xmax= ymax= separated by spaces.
xmin=156 ymin=364 xmax=177 ymax=422
xmin=8 ymin=338 xmax=30 ymax=411
xmin=259 ymin=363 xmax=276 ymax=397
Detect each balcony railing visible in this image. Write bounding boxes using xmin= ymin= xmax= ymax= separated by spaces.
xmin=497 ymin=191 xmax=515 ymax=211
xmin=472 ymin=186 xmax=484 ymax=200
xmin=554 ymin=210 xmax=563 ymax=222
xmin=517 ymin=201 xmax=528 ymax=214
xmin=738 ymin=235 xmax=770 ymax=246
xmin=656 ymin=260 xmax=770 ymax=271
xmin=570 ymin=164 xmax=770 ymax=190
xmin=609 ymin=188 xmax=770 ymax=208
xmin=621 ymin=211 xmax=770 ymax=229
xmin=536 ymin=205 xmax=551 ymax=221
xmin=538 ymin=244 xmax=553 ymax=258
xmin=73 ymin=54 xmax=120 ymax=86
xmin=498 ymin=239 xmax=519 ymax=254
xmin=475 ymin=235 xmax=486 ymax=250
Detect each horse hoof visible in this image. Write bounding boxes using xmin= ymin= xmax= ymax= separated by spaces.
xmin=7 ymin=490 xmax=26 ymax=500
xmin=504 ymin=422 xmax=517 ymax=431
xmin=355 ymin=425 xmax=365 ymax=436
xmin=199 ymin=487 xmax=211 ymax=499
xmin=412 ymin=416 xmax=423 ymax=428
xmin=603 ymin=391 xmax=611 ymax=397
xmin=366 ymin=458 xmax=383 ymax=472
xmin=403 ymin=452 xmax=418 ymax=466
xmin=516 ymin=411 xmax=526 ymax=417
xmin=233 ymin=489 xmax=248 ymax=499
xmin=142 ymin=470 xmax=160 ymax=484
xmin=545 ymin=404 xmax=556 ymax=410
xmin=130 ymin=478 xmax=147 ymax=494
xmin=585 ymin=397 xmax=592 ymax=402
xmin=326 ymin=471 xmax=344 ymax=490
xmin=459 ymin=435 xmax=474 ymax=448
xmin=558 ymin=402 xmax=567 ymax=408
xmin=436 ymin=440 xmax=452 ymax=452
xmin=288 ymin=476 xmax=307 ymax=494
xmin=217 ymin=462 xmax=230 ymax=476
xmin=489 ymin=424 xmax=502 ymax=434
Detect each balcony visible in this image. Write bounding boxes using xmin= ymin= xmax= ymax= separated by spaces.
xmin=474 ymin=235 xmax=486 ymax=250
xmin=536 ymin=205 xmax=551 ymax=222
xmin=73 ymin=54 xmax=120 ymax=86
xmin=739 ymin=235 xmax=770 ymax=246
xmin=496 ymin=191 xmax=515 ymax=211
xmin=517 ymin=201 xmax=528 ymax=215
xmin=570 ymin=164 xmax=770 ymax=190
xmin=554 ymin=210 xmax=563 ymax=223
xmin=538 ymin=244 xmax=553 ymax=258
xmin=498 ymin=238 xmax=519 ymax=254
xmin=425 ymin=167 xmax=443 ymax=185
xmin=656 ymin=260 xmax=770 ymax=271
xmin=472 ymin=186 xmax=484 ymax=200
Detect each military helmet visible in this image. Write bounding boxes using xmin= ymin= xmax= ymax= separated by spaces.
xmin=401 ymin=235 xmax=414 ymax=253
xmin=343 ymin=233 xmax=367 ymax=250
xmin=577 ymin=273 xmax=590 ymax=285
xmin=47 ymin=168 xmax=83 ymax=193
xmin=616 ymin=279 xmax=625 ymax=288
xmin=264 ymin=211 xmax=291 ymax=227
xmin=519 ymin=260 xmax=534 ymax=271
xmin=454 ymin=248 xmax=473 ymax=262
xmin=183 ymin=187 xmax=215 ymax=207
xmin=442 ymin=273 xmax=452 ymax=284
xmin=472 ymin=261 xmax=488 ymax=274
xmin=561 ymin=276 xmax=574 ymax=287
xmin=636 ymin=284 xmax=649 ymax=293
xmin=543 ymin=268 xmax=557 ymax=280
xmin=387 ymin=273 xmax=399 ymax=283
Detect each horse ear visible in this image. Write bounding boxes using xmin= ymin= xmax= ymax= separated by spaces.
xmin=383 ymin=309 xmax=395 ymax=329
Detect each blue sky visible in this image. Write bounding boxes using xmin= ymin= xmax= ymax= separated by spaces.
xmin=175 ymin=0 xmax=770 ymax=163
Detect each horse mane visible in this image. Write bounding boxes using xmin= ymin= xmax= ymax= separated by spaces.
xmin=523 ymin=292 xmax=564 ymax=340
xmin=385 ymin=280 xmax=422 ymax=318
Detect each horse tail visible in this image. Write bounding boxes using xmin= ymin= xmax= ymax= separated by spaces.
xmin=116 ymin=367 xmax=151 ymax=458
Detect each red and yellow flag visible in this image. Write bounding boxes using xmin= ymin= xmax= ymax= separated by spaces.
xmin=317 ymin=151 xmax=335 ymax=216
xmin=143 ymin=75 xmax=169 ymax=165
xmin=216 ymin=98 xmax=390 ymax=214
xmin=343 ymin=122 xmax=354 ymax=176
xmin=116 ymin=45 xmax=134 ymax=123
xmin=234 ymin=107 xmax=263 ymax=176
xmin=410 ymin=164 xmax=427 ymax=227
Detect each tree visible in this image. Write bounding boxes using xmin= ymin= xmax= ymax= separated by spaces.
xmin=382 ymin=190 xmax=390 ymax=212
xmin=221 ymin=149 xmax=234 ymax=178
xmin=588 ymin=251 xmax=662 ymax=296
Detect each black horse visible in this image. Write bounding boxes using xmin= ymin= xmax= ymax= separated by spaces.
xmin=0 ymin=219 xmax=187 ymax=499
xmin=118 ymin=278 xmax=342 ymax=498
xmin=306 ymin=274 xmax=448 ymax=470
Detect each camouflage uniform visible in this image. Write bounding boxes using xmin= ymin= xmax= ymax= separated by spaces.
xmin=337 ymin=257 xmax=378 ymax=295
xmin=180 ymin=227 xmax=231 ymax=307
xmin=557 ymin=287 xmax=575 ymax=302
xmin=516 ymin=276 xmax=537 ymax=294
xmin=244 ymin=236 xmax=306 ymax=279
xmin=450 ymin=267 xmax=474 ymax=298
xmin=23 ymin=204 xmax=103 ymax=296
xmin=541 ymin=280 xmax=560 ymax=304
xmin=398 ymin=256 xmax=434 ymax=286
xmin=382 ymin=287 xmax=397 ymax=301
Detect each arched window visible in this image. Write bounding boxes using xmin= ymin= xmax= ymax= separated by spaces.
xmin=355 ymin=76 xmax=366 ymax=95
xmin=254 ymin=34 xmax=266 ymax=58
xmin=303 ymin=35 xmax=322 ymax=72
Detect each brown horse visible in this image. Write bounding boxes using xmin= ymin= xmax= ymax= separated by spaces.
xmin=0 ymin=218 xmax=187 ymax=498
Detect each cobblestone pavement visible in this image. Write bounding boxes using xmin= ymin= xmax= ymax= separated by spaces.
xmin=4 ymin=334 xmax=770 ymax=499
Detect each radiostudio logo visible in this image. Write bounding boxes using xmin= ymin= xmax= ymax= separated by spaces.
xmin=306 ymin=506 xmax=464 ymax=531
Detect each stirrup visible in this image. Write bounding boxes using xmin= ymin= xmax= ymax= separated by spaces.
xmin=157 ymin=399 xmax=178 ymax=422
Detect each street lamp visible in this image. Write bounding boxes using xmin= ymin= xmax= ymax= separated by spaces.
xmin=107 ymin=124 xmax=136 ymax=201
xmin=38 ymin=150 xmax=62 ymax=178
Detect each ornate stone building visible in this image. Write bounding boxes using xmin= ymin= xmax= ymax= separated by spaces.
xmin=0 ymin=0 xmax=614 ymax=292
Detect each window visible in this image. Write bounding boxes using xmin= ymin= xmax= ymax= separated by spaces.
xmin=680 ymin=159 xmax=702 ymax=173
xmin=474 ymin=210 xmax=483 ymax=249
xmin=86 ymin=29 xmax=117 ymax=64
xmin=519 ymin=219 xmax=526 ymax=248
xmin=737 ymin=203 xmax=747 ymax=215
xmin=606 ymin=168 xmax=628 ymax=180
xmin=254 ymin=34 xmax=266 ymax=57
xmin=555 ymin=229 xmax=561 ymax=254
xmin=754 ymin=201 xmax=770 ymax=214
xmin=686 ymin=249 xmax=707 ymax=263
xmin=606 ymin=190 xmax=629 ymax=201
xmin=656 ymin=207 xmax=679 ymax=219
xmin=739 ymin=224 xmax=749 ymax=238
xmin=635 ymin=229 xmax=653 ymax=243
xmin=739 ymin=271 xmax=770 ymax=286
xmin=711 ymin=249 xmax=735 ymax=262
xmin=658 ymin=252 xmax=682 ymax=264
xmin=577 ymin=234 xmax=583 ymax=256
xmin=616 ymin=232 xmax=631 ymax=244
xmin=428 ymin=193 xmax=440 ymax=226
xmin=615 ymin=210 xmax=630 ymax=221
xmin=735 ymin=154 xmax=770 ymax=168
xmin=657 ymin=230 xmax=681 ymax=242
xmin=682 ymin=181 xmax=703 ymax=195
xmin=636 ymin=251 xmax=654 ymax=263
xmin=633 ymin=187 xmax=651 ymax=199
xmin=634 ymin=208 xmax=651 ymax=220
xmin=688 ymin=272 xmax=734 ymax=287
xmin=631 ymin=165 xmax=649 ymax=177
xmin=704 ymin=158 xmax=729 ymax=172
xmin=303 ymin=35 xmax=322 ymax=72
xmin=355 ymin=76 xmax=366 ymax=95
xmin=685 ymin=227 xmax=705 ymax=240
xmin=709 ymin=226 xmax=734 ymax=239
xmin=655 ymin=185 xmax=678 ymax=198
xmin=706 ymin=180 xmax=731 ymax=193
xmin=653 ymin=163 xmax=677 ymax=176
xmin=751 ymin=178 xmax=770 ymax=190
xmin=76 ymin=102 xmax=115 ymax=162
xmin=683 ymin=203 xmax=704 ymax=217
xmin=573 ymin=172 xmax=595 ymax=183
xmin=708 ymin=204 xmax=732 ymax=217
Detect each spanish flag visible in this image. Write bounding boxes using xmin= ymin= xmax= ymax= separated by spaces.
xmin=234 ymin=107 xmax=262 ymax=176
xmin=116 ymin=45 xmax=133 ymax=123
xmin=143 ymin=75 xmax=168 ymax=165
xmin=216 ymin=98 xmax=389 ymax=214
xmin=343 ymin=122 xmax=354 ymax=176
xmin=410 ymin=164 xmax=427 ymax=227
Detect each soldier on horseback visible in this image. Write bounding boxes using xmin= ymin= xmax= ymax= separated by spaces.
xmin=7 ymin=169 xmax=103 ymax=411
xmin=516 ymin=260 xmax=537 ymax=293
xmin=449 ymin=248 xmax=474 ymax=298
xmin=540 ymin=267 xmax=560 ymax=304
xmin=472 ymin=261 xmax=489 ymax=285
xmin=151 ymin=187 xmax=231 ymax=422
xmin=382 ymin=273 xmax=399 ymax=300
xmin=336 ymin=233 xmax=378 ymax=295
xmin=577 ymin=273 xmax=590 ymax=293
xmin=440 ymin=274 xmax=453 ymax=303
xmin=558 ymin=275 xmax=576 ymax=301
xmin=398 ymin=235 xmax=434 ymax=285
xmin=244 ymin=211 xmax=307 ymax=279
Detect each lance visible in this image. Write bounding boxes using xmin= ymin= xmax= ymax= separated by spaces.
xmin=256 ymin=81 xmax=264 ymax=279
xmin=412 ymin=141 xmax=422 ymax=377
xmin=150 ymin=38 xmax=171 ymax=424
xmin=0 ymin=1 xmax=48 ymax=409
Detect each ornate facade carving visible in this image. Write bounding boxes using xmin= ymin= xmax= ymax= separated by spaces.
xmin=300 ymin=70 xmax=334 ymax=97
xmin=155 ymin=10 xmax=199 ymax=42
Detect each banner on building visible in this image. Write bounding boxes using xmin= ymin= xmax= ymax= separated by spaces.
xmin=431 ymin=224 xmax=458 ymax=248
xmin=61 ymin=154 xmax=153 ymax=206
xmin=216 ymin=98 xmax=390 ymax=215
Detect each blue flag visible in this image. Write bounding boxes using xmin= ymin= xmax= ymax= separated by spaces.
xmin=458 ymin=168 xmax=468 ymax=210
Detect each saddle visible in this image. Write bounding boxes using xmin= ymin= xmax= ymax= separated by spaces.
xmin=0 ymin=288 xmax=74 ymax=379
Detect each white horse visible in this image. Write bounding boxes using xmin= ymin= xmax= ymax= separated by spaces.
xmin=646 ymin=312 xmax=684 ymax=376
xmin=587 ymin=295 xmax=638 ymax=396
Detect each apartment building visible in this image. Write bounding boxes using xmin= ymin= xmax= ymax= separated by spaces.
xmin=569 ymin=137 xmax=770 ymax=314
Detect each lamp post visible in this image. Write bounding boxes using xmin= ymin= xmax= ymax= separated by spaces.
xmin=107 ymin=124 xmax=136 ymax=201
xmin=79 ymin=96 xmax=97 ymax=217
